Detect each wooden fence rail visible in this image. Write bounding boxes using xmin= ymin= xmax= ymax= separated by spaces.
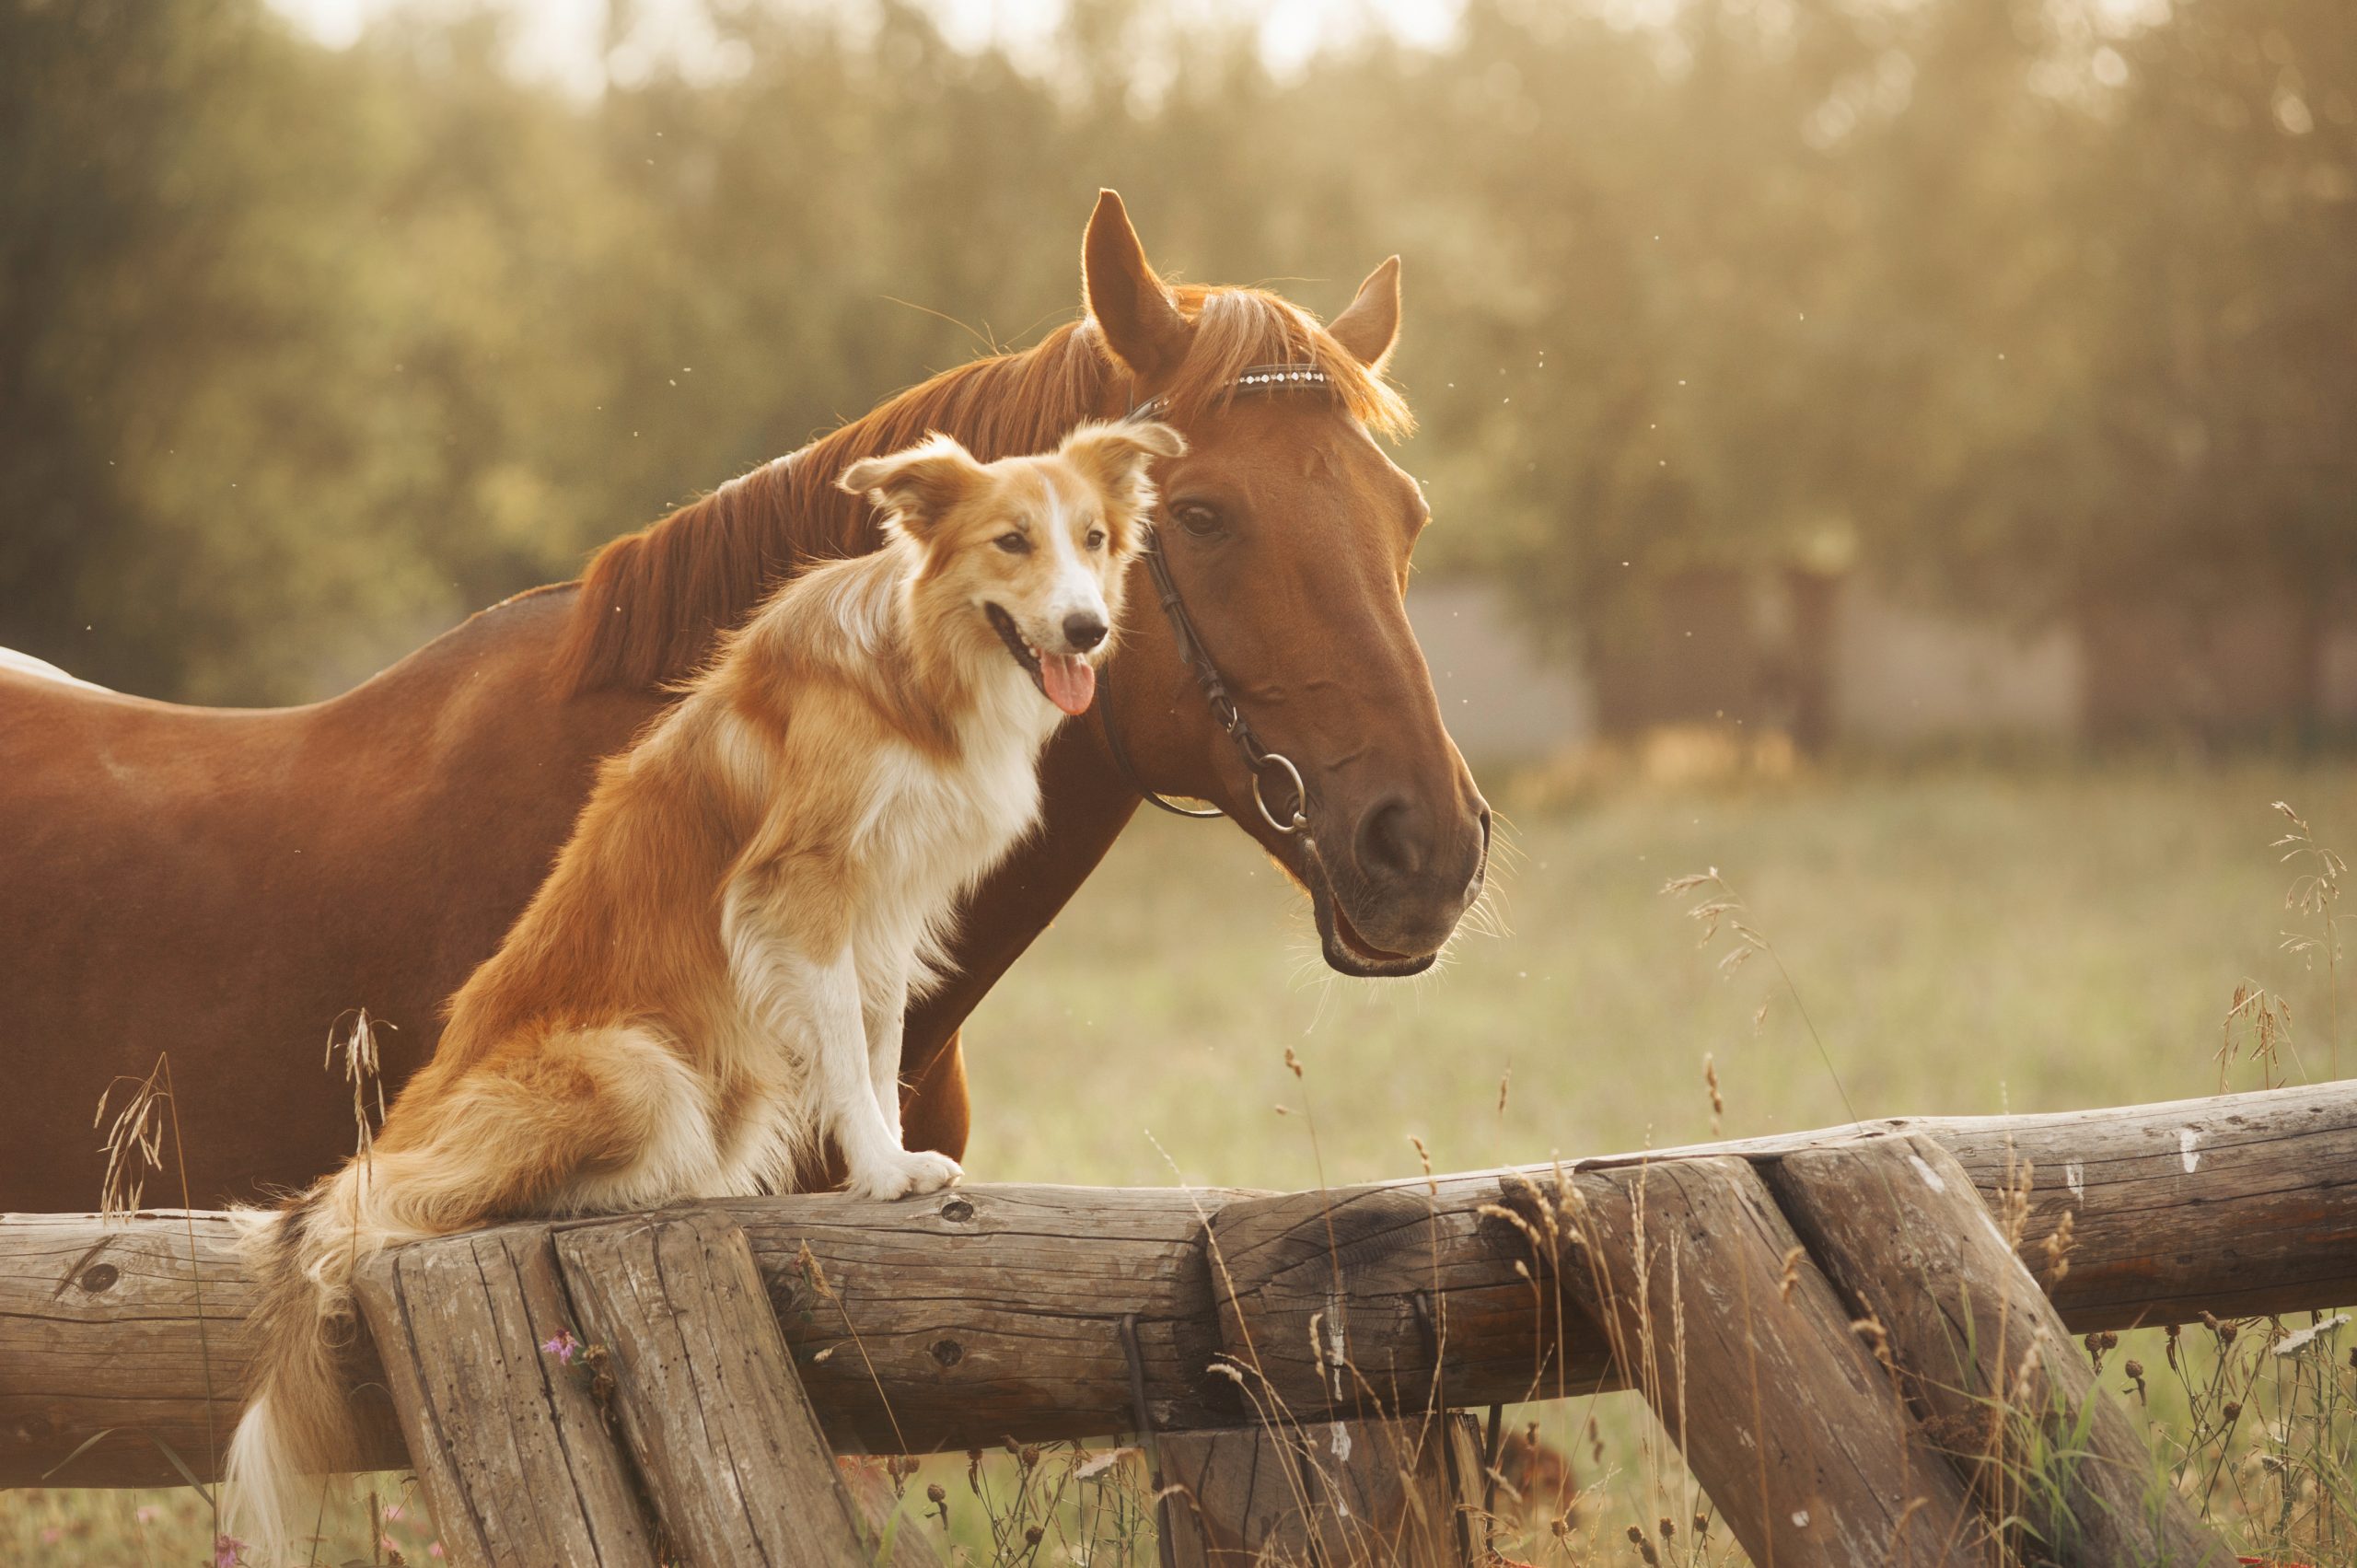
xmin=7 ymin=1079 xmax=2351 ymax=1498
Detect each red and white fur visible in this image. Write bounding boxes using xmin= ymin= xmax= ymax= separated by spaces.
xmin=223 ymin=418 xmax=1182 ymax=1562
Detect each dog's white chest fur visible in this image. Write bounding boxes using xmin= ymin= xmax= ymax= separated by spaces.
xmin=853 ymin=678 xmax=1055 ymax=981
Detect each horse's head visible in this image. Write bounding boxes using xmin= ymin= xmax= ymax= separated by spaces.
xmin=1080 ymin=193 xmax=1490 ymax=977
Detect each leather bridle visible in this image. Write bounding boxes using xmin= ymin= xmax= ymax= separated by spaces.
xmin=1097 ymin=365 xmax=1332 ymax=839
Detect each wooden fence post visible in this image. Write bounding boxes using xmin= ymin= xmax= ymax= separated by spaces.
xmin=1513 ymin=1157 xmax=1992 ymax=1568
xmin=1159 ymin=1415 xmax=1480 ymax=1568
xmin=1769 ymin=1134 xmax=2236 ymax=1567
xmin=551 ymin=1207 xmax=883 ymax=1568
xmin=349 ymin=1224 xmax=656 ymax=1568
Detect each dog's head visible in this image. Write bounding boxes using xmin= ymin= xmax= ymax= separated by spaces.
xmin=839 ymin=420 xmax=1183 ymax=715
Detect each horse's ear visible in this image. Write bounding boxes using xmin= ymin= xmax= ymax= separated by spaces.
xmin=1328 ymin=255 xmax=1402 ymax=370
xmin=1083 ymin=190 xmax=1191 ymax=382
xmin=839 ymin=433 xmax=985 ymax=542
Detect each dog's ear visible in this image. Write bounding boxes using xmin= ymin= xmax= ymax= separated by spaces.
xmin=1083 ymin=191 xmax=1192 ymax=383
xmin=1060 ymin=421 xmax=1185 ymax=552
xmin=839 ymin=433 xmax=986 ymax=541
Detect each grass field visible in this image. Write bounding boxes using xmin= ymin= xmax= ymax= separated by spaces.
xmin=8 ymin=754 xmax=2353 ymax=1564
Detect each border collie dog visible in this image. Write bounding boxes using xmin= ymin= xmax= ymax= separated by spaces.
xmin=225 ymin=419 xmax=1182 ymax=1561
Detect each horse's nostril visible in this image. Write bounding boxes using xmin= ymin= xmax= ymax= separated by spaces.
xmin=1062 ymin=613 xmax=1108 ymax=652
xmin=1354 ymin=796 xmax=1428 ymax=881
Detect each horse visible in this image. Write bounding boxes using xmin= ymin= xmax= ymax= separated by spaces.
xmin=0 ymin=191 xmax=1490 ymax=1212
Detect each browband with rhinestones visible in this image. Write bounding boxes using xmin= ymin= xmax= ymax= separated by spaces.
xmin=1128 ymin=364 xmax=1331 ymax=421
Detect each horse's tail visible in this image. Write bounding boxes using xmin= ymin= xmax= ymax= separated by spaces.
xmin=223 ymin=1162 xmax=404 ymax=1564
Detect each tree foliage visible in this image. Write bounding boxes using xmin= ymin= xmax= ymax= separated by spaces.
xmin=1 ymin=0 xmax=2348 ymax=703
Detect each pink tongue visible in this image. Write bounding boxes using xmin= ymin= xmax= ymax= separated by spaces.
xmin=1039 ymin=652 xmax=1096 ymax=716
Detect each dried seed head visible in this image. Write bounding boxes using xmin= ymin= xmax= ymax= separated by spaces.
xmin=1777 ymin=1245 xmax=1805 ymax=1304
xmin=1025 ymin=1525 xmax=1044 ymax=1547
xmin=1283 ymin=1047 xmax=1303 ymax=1078
xmin=95 ymin=1060 xmax=168 ymax=1221
xmin=2042 ymin=1209 xmax=2075 ymax=1283
xmin=926 ymin=1482 xmax=946 ymax=1504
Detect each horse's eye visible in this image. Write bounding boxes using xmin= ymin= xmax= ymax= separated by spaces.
xmin=1085 ymin=529 xmax=1107 ymax=552
xmin=995 ymin=532 xmax=1030 ymax=554
xmin=1170 ymin=501 xmax=1223 ymax=539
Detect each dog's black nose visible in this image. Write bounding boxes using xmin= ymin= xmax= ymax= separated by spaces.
xmin=1062 ymin=613 xmax=1108 ymax=652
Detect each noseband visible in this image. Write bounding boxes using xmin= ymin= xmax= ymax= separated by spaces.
xmin=1097 ymin=365 xmax=1331 ymax=838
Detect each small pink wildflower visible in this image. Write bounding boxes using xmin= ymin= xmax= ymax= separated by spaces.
xmin=215 ymin=1534 xmax=248 ymax=1568
xmin=431 ymin=1544 xmax=446 ymax=1559
xmin=384 ymin=1503 xmax=404 ymax=1521
xmin=135 ymin=1504 xmax=158 ymax=1524
xmin=540 ymin=1328 xmax=581 ymax=1365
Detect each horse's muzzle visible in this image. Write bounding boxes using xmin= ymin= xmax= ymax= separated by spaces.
xmin=1308 ymin=804 xmax=1491 ymax=977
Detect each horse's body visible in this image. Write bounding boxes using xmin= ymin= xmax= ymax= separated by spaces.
xmin=1 ymin=193 xmax=1488 ymax=1212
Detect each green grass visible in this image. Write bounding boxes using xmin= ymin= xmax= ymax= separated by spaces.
xmin=9 ymin=755 xmax=2354 ymax=1565
xmin=967 ymin=756 xmax=2356 ymax=1192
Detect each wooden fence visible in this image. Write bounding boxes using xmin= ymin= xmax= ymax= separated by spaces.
xmin=6 ymin=1081 xmax=2354 ymax=1565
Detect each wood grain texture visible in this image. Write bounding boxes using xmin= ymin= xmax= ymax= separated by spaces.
xmin=716 ymin=1184 xmax=1252 ymax=1452
xmin=552 ymin=1209 xmax=876 ymax=1568
xmin=0 ymin=1210 xmax=406 ymax=1490
xmin=9 ymin=1082 xmax=2352 ymax=1488
xmin=1504 ymin=1157 xmax=1990 ymax=1568
xmin=1160 ymin=1415 xmax=1480 ymax=1568
xmin=1771 ymin=1136 xmax=2235 ymax=1568
xmin=349 ymin=1223 xmax=656 ymax=1568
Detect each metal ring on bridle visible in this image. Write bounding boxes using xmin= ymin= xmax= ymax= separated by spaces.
xmin=1251 ymin=751 xmax=1307 ymax=834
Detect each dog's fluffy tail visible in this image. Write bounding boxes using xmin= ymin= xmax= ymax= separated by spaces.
xmin=223 ymin=1163 xmax=408 ymax=1564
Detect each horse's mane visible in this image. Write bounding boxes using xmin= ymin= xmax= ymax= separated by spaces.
xmin=554 ymin=285 xmax=1413 ymax=694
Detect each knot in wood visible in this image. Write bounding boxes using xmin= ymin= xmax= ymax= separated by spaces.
xmin=1263 ymin=1188 xmax=1437 ymax=1287
xmin=939 ymin=1198 xmax=976 ymax=1224
xmin=78 ymin=1263 xmax=119 ymax=1294
xmin=929 ymin=1338 xmax=965 ymax=1367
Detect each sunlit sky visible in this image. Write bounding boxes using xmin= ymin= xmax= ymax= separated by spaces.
xmin=266 ymin=0 xmax=1471 ymax=93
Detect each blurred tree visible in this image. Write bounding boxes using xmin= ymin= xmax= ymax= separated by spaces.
xmin=0 ymin=0 xmax=2349 ymax=718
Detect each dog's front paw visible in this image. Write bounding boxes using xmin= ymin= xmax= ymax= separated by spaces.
xmin=844 ymin=1148 xmax=964 ymax=1202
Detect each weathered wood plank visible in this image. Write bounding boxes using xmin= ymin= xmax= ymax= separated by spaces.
xmin=719 ymin=1184 xmax=1250 ymax=1453
xmin=1161 ymin=1415 xmax=1480 ymax=1568
xmin=552 ymin=1209 xmax=873 ymax=1568
xmin=1243 ymin=1158 xmax=1990 ymax=1568
xmin=9 ymin=1082 xmax=2352 ymax=1488
xmin=0 ymin=1210 xmax=407 ymax=1491
xmin=348 ymin=1225 xmax=656 ymax=1568
xmin=1771 ymin=1136 xmax=2235 ymax=1567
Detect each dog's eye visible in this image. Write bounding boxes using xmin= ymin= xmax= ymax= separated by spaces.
xmin=1085 ymin=529 xmax=1107 ymax=552
xmin=994 ymin=532 xmax=1031 ymax=554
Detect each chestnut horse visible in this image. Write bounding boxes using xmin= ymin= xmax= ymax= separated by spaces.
xmin=0 ymin=192 xmax=1488 ymax=1212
